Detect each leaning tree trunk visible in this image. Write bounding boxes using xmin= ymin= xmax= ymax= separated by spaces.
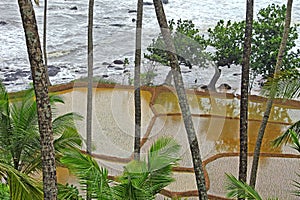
xmin=238 ymin=0 xmax=253 ymax=195
xmin=133 ymin=0 xmax=143 ymax=161
xmin=249 ymin=0 xmax=293 ymax=188
xmin=86 ymin=0 xmax=94 ymax=199
xmin=153 ymin=0 xmax=208 ymax=199
xmin=17 ymin=0 xmax=57 ymax=199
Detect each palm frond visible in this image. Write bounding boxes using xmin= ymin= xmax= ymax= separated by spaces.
xmin=261 ymin=70 xmax=300 ymax=99
xmin=225 ymin=173 xmax=262 ymax=200
xmin=57 ymin=183 xmax=83 ymax=200
xmin=0 ymin=162 xmax=43 ymax=200
xmin=60 ymin=150 xmax=112 ymax=199
xmin=273 ymin=120 xmax=300 ymax=147
xmin=292 ymin=173 xmax=300 ymax=197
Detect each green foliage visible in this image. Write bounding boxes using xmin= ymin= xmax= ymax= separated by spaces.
xmin=0 ymin=183 xmax=10 ymax=200
xmin=145 ymin=19 xmax=209 ymax=67
xmin=207 ymin=4 xmax=299 ymax=78
xmin=0 ymin=161 xmax=43 ymax=200
xmin=261 ymin=69 xmax=300 ymax=99
xmin=207 ymin=20 xmax=244 ymax=67
xmin=252 ymin=4 xmax=299 ymax=78
xmin=273 ymin=120 xmax=300 ymax=148
xmin=58 ymin=183 xmax=83 ymax=200
xmin=124 ymin=58 xmax=129 ymax=66
xmin=61 ymin=137 xmax=181 ymax=199
xmin=225 ymin=173 xmax=262 ymax=200
xmin=0 ymin=81 xmax=83 ymax=198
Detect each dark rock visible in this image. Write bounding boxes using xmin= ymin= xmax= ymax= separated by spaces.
xmin=48 ymin=65 xmax=60 ymax=76
xmin=107 ymin=64 xmax=115 ymax=68
xmin=162 ymin=0 xmax=169 ymax=4
xmin=74 ymin=70 xmax=80 ymax=73
xmin=102 ymin=62 xmax=110 ymax=65
xmin=0 ymin=21 xmax=8 ymax=25
xmin=218 ymin=83 xmax=232 ymax=90
xmin=143 ymin=2 xmax=153 ymax=6
xmin=123 ymin=69 xmax=130 ymax=73
xmin=128 ymin=10 xmax=137 ymax=13
xmin=103 ymin=17 xmax=110 ymax=20
xmin=110 ymin=24 xmax=126 ymax=28
xmin=115 ymin=67 xmax=124 ymax=70
xmin=4 ymin=74 xmax=18 ymax=82
xmin=233 ymin=73 xmax=241 ymax=76
xmin=102 ymin=75 xmax=109 ymax=78
xmin=181 ymin=70 xmax=191 ymax=74
xmin=113 ymin=60 xmax=124 ymax=65
xmin=15 ymin=69 xmax=30 ymax=77
xmin=132 ymin=18 xmax=136 ymax=23
xmin=70 ymin=6 xmax=78 ymax=10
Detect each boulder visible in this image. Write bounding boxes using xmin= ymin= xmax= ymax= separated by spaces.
xmin=143 ymin=2 xmax=153 ymax=6
xmin=48 ymin=65 xmax=61 ymax=76
xmin=113 ymin=60 xmax=124 ymax=65
xmin=218 ymin=83 xmax=232 ymax=90
xmin=0 ymin=21 xmax=8 ymax=25
xmin=128 ymin=10 xmax=137 ymax=13
xmin=70 ymin=6 xmax=78 ymax=10
xmin=110 ymin=24 xmax=126 ymax=28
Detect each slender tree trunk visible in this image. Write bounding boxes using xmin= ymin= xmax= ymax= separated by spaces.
xmin=17 ymin=0 xmax=57 ymax=199
xmin=87 ymin=0 xmax=94 ymax=199
xmin=238 ymin=0 xmax=253 ymax=195
xmin=43 ymin=0 xmax=51 ymax=86
xmin=249 ymin=0 xmax=293 ymax=188
xmin=152 ymin=0 xmax=208 ymax=199
xmin=133 ymin=0 xmax=143 ymax=161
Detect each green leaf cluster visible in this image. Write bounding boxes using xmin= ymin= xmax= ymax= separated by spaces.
xmin=208 ymin=4 xmax=299 ymax=78
xmin=145 ymin=19 xmax=209 ymax=67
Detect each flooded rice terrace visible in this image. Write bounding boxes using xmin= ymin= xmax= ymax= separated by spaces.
xmin=54 ymin=85 xmax=300 ymax=199
xmin=0 ymin=0 xmax=300 ymax=92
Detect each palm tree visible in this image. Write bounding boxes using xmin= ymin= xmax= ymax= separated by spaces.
xmin=0 ymin=81 xmax=83 ymax=198
xmin=17 ymin=0 xmax=58 ymax=198
xmin=239 ymin=0 xmax=253 ymax=193
xmin=249 ymin=0 xmax=294 ymax=188
xmin=133 ymin=0 xmax=144 ymax=160
xmin=60 ymin=137 xmax=180 ymax=199
xmin=152 ymin=0 xmax=208 ymax=199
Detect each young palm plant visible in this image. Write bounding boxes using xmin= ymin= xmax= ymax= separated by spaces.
xmin=0 ymin=81 xmax=83 ymax=198
xmin=60 ymin=137 xmax=181 ymax=199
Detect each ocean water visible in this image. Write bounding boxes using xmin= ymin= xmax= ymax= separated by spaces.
xmin=0 ymin=0 xmax=299 ymax=92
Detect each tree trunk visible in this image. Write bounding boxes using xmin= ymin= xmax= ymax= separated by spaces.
xmin=43 ymin=0 xmax=51 ymax=86
xmin=152 ymin=0 xmax=208 ymax=199
xmin=238 ymin=0 xmax=253 ymax=195
xmin=87 ymin=0 xmax=94 ymax=199
xmin=133 ymin=0 xmax=143 ymax=161
xmin=17 ymin=0 xmax=57 ymax=199
xmin=249 ymin=0 xmax=293 ymax=188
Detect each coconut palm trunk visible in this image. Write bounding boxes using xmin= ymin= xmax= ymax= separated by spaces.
xmin=249 ymin=0 xmax=293 ymax=188
xmin=133 ymin=0 xmax=143 ymax=161
xmin=238 ymin=0 xmax=253 ymax=193
xmin=17 ymin=0 xmax=57 ymax=199
xmin=152 ymin=0 xmax=208 ymax=199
